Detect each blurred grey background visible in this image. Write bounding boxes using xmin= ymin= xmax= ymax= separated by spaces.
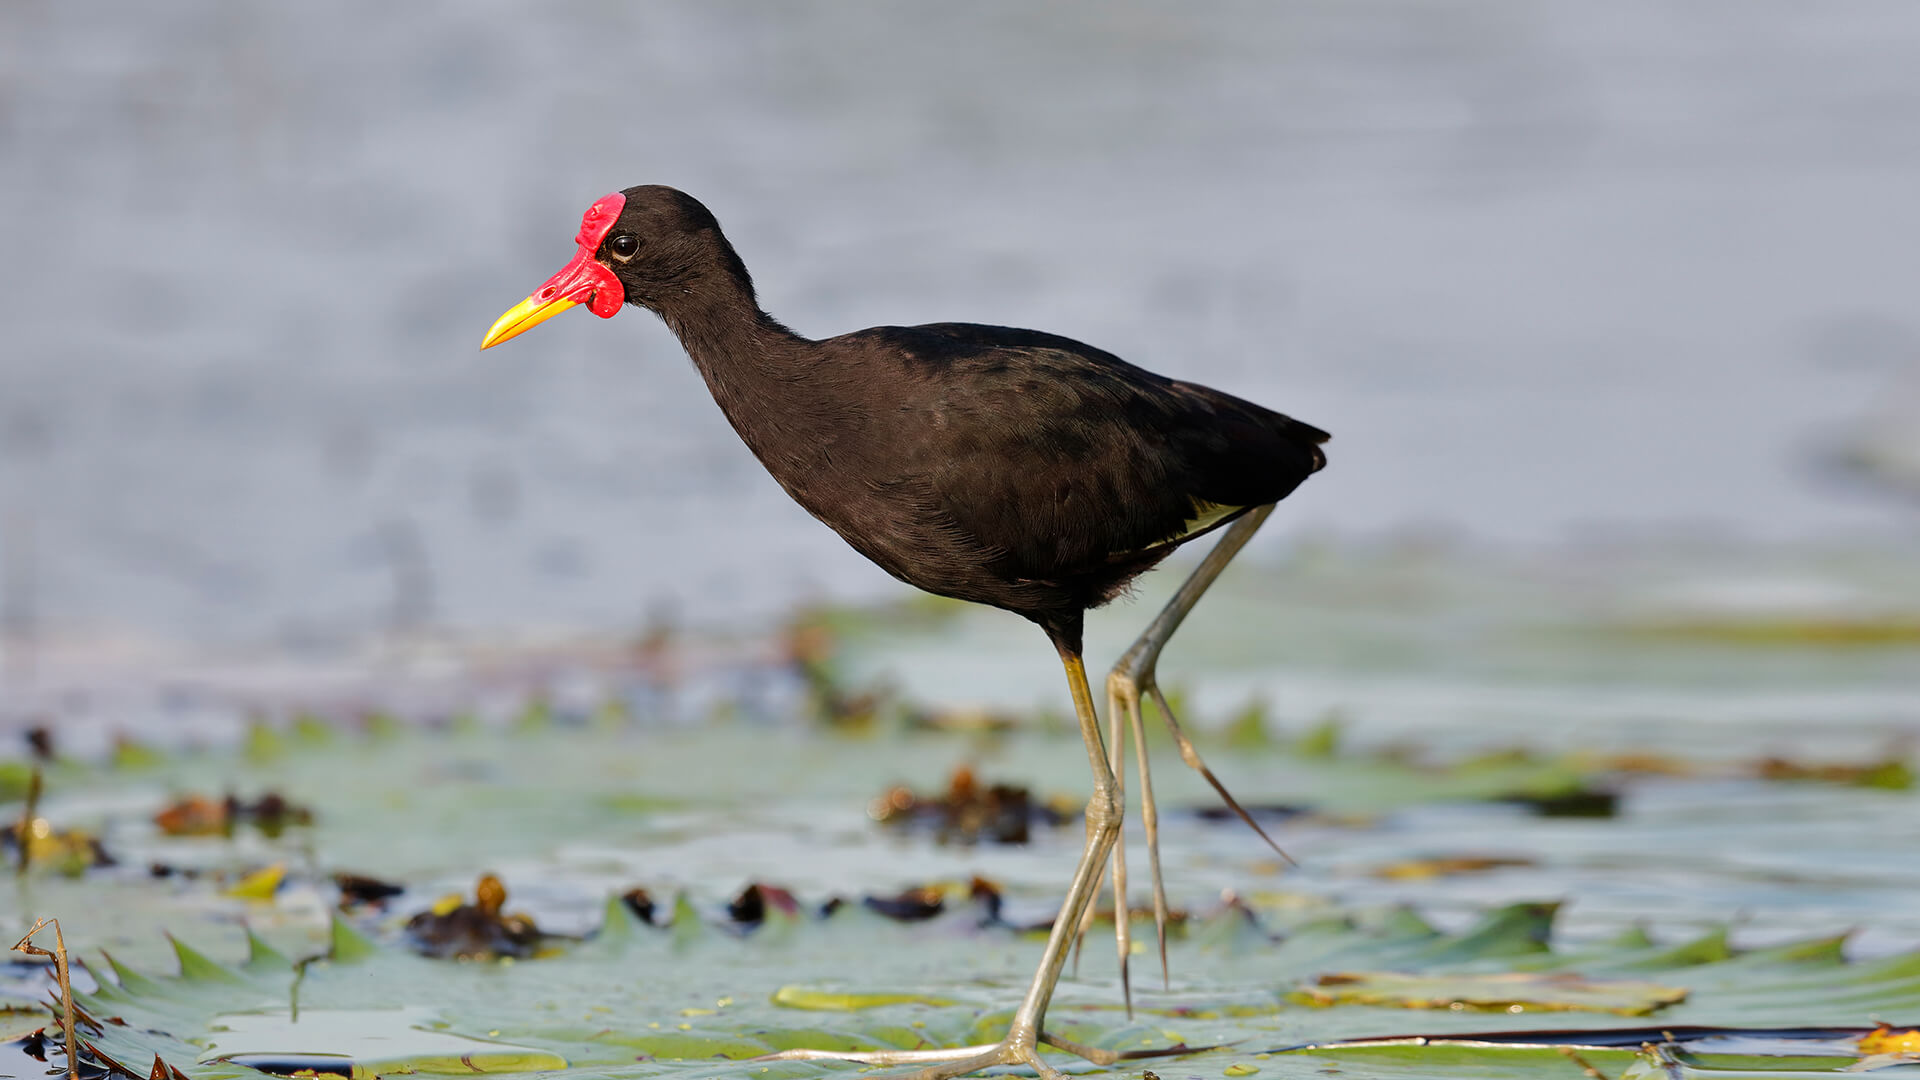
xmin=2 ymin=0 xmax=1917 ymax=645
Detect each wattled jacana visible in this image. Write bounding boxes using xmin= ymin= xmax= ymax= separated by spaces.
xmin=482 ymin=186 xmax=1328 ymax=1080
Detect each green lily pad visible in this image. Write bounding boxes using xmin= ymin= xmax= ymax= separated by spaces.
xmin=770 ymin=986 xmax=960 ymax=1011
xmin=200 ymin=1007 xmax=567 ymax=1076
xmin=1294 ymin=971 xmax=1688 ymax=1015
xmin=25 ymin=895 xmax=1920 ymax=1080
xmin=5 ymin=538 xmax=1918 ymax=1080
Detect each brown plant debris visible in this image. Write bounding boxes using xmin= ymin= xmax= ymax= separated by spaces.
xmin=153 ymin=792 xmax=314 ymax=838
xmin=1192 ymin=802 xmax=1309 ymax=825
xmin=621 ymin=886 xmax=657 ymax=924
xmin=868 ymin=765 xmax=1072 ymax=845
xmin=1753 ymin=755 xmax=1913 ymax=790
xmin=333 ymin=872 xmax=406 ymax=909
xmin=1494 ymin=787 xmax=1619 ymax=818
xmin=728 ymin=882 xmax=801 ymax=927
xmin=860 ymin=885 xmax=945 ymax=922
xmin=403 ymin=873 xmax=548 ymax=960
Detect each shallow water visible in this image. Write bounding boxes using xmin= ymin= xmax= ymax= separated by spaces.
xmin=0 ymin=548 xmax=1910 ymax=1080
xmin=2 ymin=1 xmax=1918 ymax=644
xmin=5 ymin=543 xmax=1915 ymax=980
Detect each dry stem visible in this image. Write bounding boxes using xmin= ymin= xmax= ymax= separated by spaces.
xmin=14 ymin=916 xmax=78 ymax=1080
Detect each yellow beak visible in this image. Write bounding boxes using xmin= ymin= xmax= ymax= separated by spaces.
xmin=480 ymin=231 xmax=626 ymax=350
xmin=481 ymin=294 xmax=578 ymax=350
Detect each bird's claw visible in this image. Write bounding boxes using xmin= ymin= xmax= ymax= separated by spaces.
xmin=1144 ymin=677 xmax=1297 ymax=869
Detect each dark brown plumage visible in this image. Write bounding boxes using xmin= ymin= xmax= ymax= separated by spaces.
xmin=588 ymin=186 xmax=1327 ymax=652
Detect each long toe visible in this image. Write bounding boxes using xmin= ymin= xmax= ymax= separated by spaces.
xmin=872 ymin=1041 xmax=1070 ymax=1080
xmin=1103 ymin=680 xmax=1134 ymax=1018
xmin=1121 ymin=679 xmax=1173 ymax=989
xmin=1150 ymin=683 xmax=1296 ymax=866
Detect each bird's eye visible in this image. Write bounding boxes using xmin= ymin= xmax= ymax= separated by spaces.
xmin=608 ymin=233 xmax=640 ymax=259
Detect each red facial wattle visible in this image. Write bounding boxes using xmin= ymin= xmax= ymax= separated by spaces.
xmin=539 ymin=192 xmax=627 ymax=318
xmin=481 ymin=192 xmax=628 ymax=348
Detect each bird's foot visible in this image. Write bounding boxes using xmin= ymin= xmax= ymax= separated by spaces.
xmin=753 ymin=1027 xmax=1129 ymax=1079
xmin=1106 ymin=662 xmax=1298 ymax=991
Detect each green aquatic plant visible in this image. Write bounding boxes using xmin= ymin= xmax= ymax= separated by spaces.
xmin=21 ymin=897 xmax=1920 ymax=1080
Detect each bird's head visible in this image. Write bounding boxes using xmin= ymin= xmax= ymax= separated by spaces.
xmin=481 ymin=185 xmax=750 ymax=349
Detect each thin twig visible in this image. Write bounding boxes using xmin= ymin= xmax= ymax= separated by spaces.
xmin=14 ymin=916 xmax=78 ymax=1080
xmin=1557 ymin=1045 xmax=1611 ymax=1080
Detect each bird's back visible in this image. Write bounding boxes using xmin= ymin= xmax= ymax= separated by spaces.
xmin=775 ymin=322 xmax=1327 ymax=625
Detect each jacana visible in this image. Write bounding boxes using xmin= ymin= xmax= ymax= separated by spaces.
xmin=483 ymin=186 xmax=1327 ymax=1080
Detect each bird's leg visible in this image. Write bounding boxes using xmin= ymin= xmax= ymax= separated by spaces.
xmin=1070 ymin=735 xmax=1114 ymax=977
xmin=759 ymin=639 xmax=1127 ymax=1080
xmin=1066 ymin=669 xmax=1147 ymax=1017
xmin=1105 ymin=504 xmax=1296 ymax=988
xmin=1092 ymin=679 xmax=1133 ymax=1013
xmin=1069 ymin=675 xmax=1129 ymax=1001
xmin=1114 ymin=669 xmax=1169 ymax=987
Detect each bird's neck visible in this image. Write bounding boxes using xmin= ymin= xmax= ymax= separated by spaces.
xmin=655 ymin=272 xmax=806 ymax=375
xmin=652 ymin=276 xmax=835 ymax=463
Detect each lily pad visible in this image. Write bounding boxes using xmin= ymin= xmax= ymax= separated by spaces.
xmin=5 ymin=535 xmax=1919 ymax=1080
xmin=200 ymin=1007 xmax=567 ymax=1076
xmin=19 ymin=895 xmax=1918 ymax=1080
xmin=1294 ymin=971 xmax=1688 ymax=1016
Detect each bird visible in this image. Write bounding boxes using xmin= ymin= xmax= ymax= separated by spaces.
xmin=482 ymin=185 xmax=1328 ymax=1080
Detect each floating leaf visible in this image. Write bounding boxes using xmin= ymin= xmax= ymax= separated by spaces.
xmin=223 ymin=864 xmax=285 ymax=901
xmin=17 ymin=679 xmax=1920 ymax=1080
xmin=770 ymin=986 xmax=959 ymax=1011
xmin=1295 ymin=971 xmax=1688 ymax=1016
xmin=200 ymin=1007 xmax=567 ymax=1075
xmin=1371 ymin=856 xmax=1535 ymax=881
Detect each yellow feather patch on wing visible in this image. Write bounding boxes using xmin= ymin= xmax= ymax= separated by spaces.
xmin=1109 ymin=500 xmax=1246 ymax=561
xmin=1177 ymin=499 xmax=1243 ymax=542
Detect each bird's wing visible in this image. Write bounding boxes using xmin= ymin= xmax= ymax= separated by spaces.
xmin=864 ymin=326 xmax=1325 ymax=581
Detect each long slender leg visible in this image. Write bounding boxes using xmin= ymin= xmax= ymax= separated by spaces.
xmin=1070 ymin=697 xmax=1126 ymax=982
xmin=1120 ymin=681 xmax=1170 ymax=987
xmin=1075 ymin=677 xmax=1149 ymax=1011
xmin=1104 ymin=683 xmax=1133 ymax=1014
xmin=996 ymin=645 xmax=1124 ymax=1052
xmin=769 ymin=511 xmax=1287 ymax=1078
xmin=758 ymin=637 xmax=1128 ymax=1080
xmin=1107 ymin=504 xmax=1296 ymax=983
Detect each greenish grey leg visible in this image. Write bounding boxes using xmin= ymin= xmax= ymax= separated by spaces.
xmin=759 ymin=645 xmax=1125 ymax=1080
xmin=754 ymin=504 xmax=1290 ymax=1079
xmin=1105 ymin=504 xmax=1296 ymax=985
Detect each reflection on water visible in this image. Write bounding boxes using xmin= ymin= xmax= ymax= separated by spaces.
xmin=0 ymin=1 xmax=1917 ymax=645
